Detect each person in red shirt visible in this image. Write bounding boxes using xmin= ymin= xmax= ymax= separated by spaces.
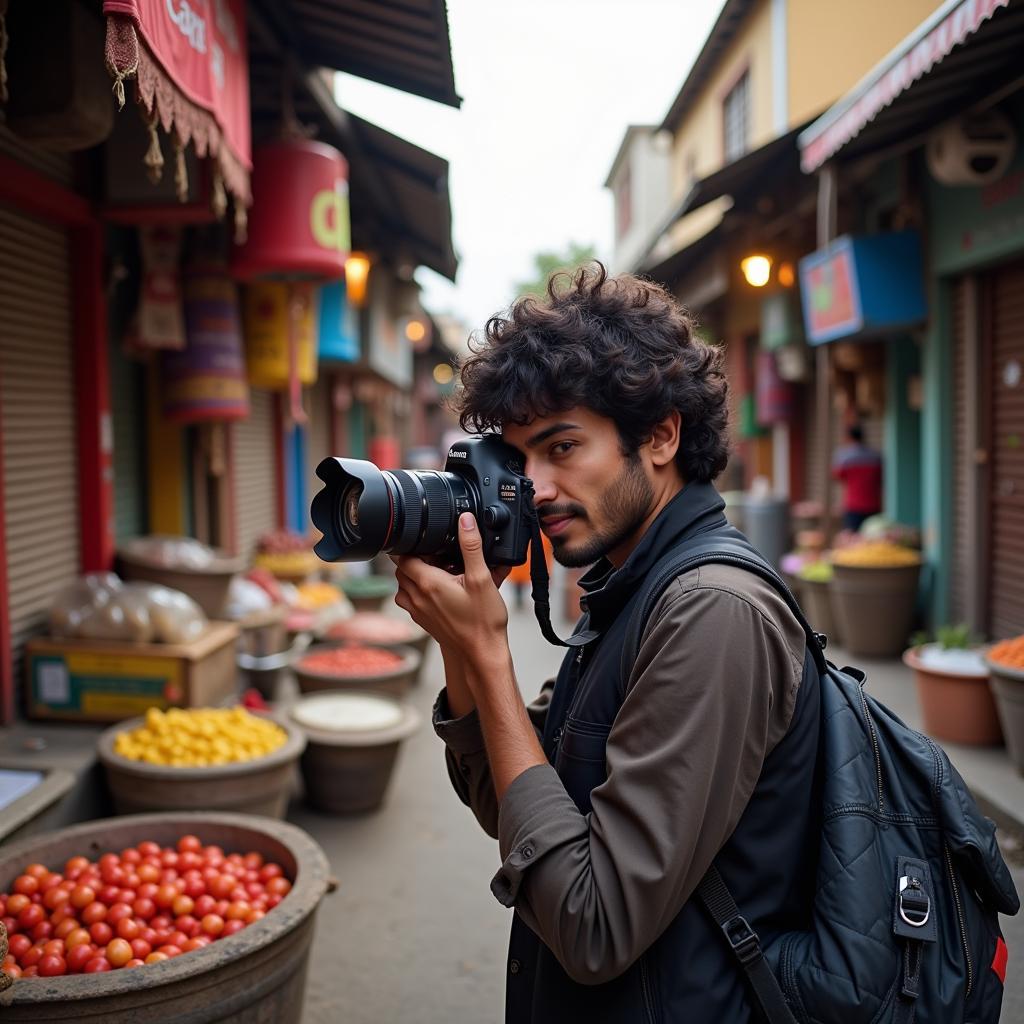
xmin=831 ymin=424 xmax=883 ymax=531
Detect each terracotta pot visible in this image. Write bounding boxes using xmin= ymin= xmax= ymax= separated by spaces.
xmin=987 ymin=659 xmax=1024 ymax=774
xmin=830 ymin=563 xmax=921 ymax=658
xmin=903 ymin=646 xmax=1002 ymax=746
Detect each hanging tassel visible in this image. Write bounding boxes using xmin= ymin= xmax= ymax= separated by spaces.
xmin=104 ymin=14 xmax=138 ymax=112
xmin=211 ymin=166 xmax=227 ymax=220
xmin=173 ymin=138 xmax=188 ymax=203
xmin=0 ymin=8 xmax=9 ymax=105
xmin=143 ymin=113 xmax=164 ymax=184
xmin=234 ymin=203 xmax=248 ymax=245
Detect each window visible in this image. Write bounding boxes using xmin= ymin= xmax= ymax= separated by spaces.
xmin=615 ymin=164 xmax=632 ymax=237
xmin=723 ymin=69 xmax=750 ymax=162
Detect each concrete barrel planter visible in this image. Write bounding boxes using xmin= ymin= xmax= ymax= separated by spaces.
xmin=292 ymin=643 xmax=421 ymax=700
xmin=987 ymin=658 xmax=1024 ymax=774
xmin=97 ymin=714 xmax=306 ymax=818
xmin=830 ymin=563 xmax=921 ymax=658
xmin=0 ymin=812 xmax=329 ymax=1022
xmin=291 ymin=691 xmax=420 ymax=814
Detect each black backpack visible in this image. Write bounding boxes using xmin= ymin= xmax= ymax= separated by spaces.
xmin=620 ymin=533 xmax=1020 ymax=1024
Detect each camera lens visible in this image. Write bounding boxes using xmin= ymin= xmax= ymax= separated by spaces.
xmin=311 ymin=458 xmax=474 ymax=562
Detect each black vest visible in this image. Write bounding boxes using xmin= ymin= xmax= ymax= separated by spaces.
xmin=505 ymin=484 xmax=821 ymax=1024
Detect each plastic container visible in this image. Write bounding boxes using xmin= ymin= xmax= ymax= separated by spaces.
xmin=291 ymin=691 xmax=420 ymax=814
xmin=292 ymin=643 xmax=421 ymax=699
xmin=0 ymin=812 xmax=329 ymax=1022
xmin=97 ymin=714 xmax=306 ymax=818
xmin=117 ymin=548 xmax=245 ymax=619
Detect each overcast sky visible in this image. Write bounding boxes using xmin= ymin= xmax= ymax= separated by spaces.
xmin=334 ymin=0 xmax=722 ymax=334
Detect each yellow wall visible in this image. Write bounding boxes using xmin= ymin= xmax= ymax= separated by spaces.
xmin=787 ymin=0 xmax=942 ymax=127
xmin=670 ymin=0 xmax=774 ymax=197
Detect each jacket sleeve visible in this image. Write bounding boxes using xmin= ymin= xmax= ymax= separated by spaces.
xmin=433 ymin=679 xmax=554 ymax=839
xmin=488 ymin=576 xmax=803 ymax=985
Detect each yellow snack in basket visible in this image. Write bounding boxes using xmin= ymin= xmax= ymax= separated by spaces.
xmin=832 ymin=541 xmax=921 ymax=568
xmin=115 ymin=706 xmax=286 ymax=767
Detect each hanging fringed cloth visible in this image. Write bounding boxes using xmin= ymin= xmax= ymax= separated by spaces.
xmin=103 ymin=1 xmax=252 ymax=230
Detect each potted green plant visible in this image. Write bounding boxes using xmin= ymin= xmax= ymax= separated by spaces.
xmin=986 ymin=634 xmax=1024 ymax=774
xmin=903 ymin=624 xmax=1002 ymax=746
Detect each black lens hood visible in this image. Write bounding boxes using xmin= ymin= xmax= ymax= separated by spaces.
xmin=311 ymin=457 xmax=392 ymax=561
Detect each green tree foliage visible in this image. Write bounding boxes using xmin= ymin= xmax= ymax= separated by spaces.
xmin=513 ymin=242 xmax=598 ymax=300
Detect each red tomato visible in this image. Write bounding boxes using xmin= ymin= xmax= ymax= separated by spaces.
xmin=137 ymin=863 xmax=161 ymax=885
xmin=202 ymin=845 xmax=225 ymax=866
xmin=266 ymin=877 xmax=291 ymax=897
xmin=130 ymin=938 xmax=152 ymax=960
xmin=64 ymin=856 xmax=90 ymax=876
xmin=2 ymin=963 xmax=22 ymax=979
xmin=225 ymin=901 xmax=251 ymax=921
xmin=43 ymin=886 xmax=71 ymax=911
xmin=83 ymin=956 xmax=111 ymax=973
xmin=171 ymin=894 xmax=194 ymax=917
xmin=81 ymin=901 xmax=107 ymax=925
xmin=137 ymin=841 xmax=160 ymax=858
xmin=120 ymin=882 xmax=140 ymax=898
xmin=8 ymin=934 xmax=31 ymax=960
xmin=133 ymin=897 xmax=156 ymax=920
xmin=245 ymin=882 xmax=264 ymax=900
xmin=65 ymin=928 xmax=92 ymax=949
xmin=139 ymin=926 xmax=158 ymax=945
xmin=124 ymin=957 xmax=145 ymax=968
xmin=183 ymin=876 xmax=206 ymax=900
xmin=38 ymin=953 xmax=68 ymax=978
xmin=20 ymin=965 xmax=38 ymax=977
xmin=24 ymin=863 xmax=49 ymax=879
xmin=243 ymin=852 xmax=264 ymax=871
xmin=89 ymin=922 xmax=113 ymax=946
xmin=20 ymin=944 xmax=44 ymax=968
xmin=137 ymin=881 xmax=159 ymax=900
xmin=175 ymin=915 xmax=200 ymax=939
xmin=116 ymin=917 xmax=140 ymax=941
xmin=30 ymin=921 xmax=53 ymax=943
xmin=106 ymin=902 xmax=133 ymax=926
xmin=2 ymin=915 xmax=19 ymax=936
xmin=160 ymin=850 xmax=179 ymax=868
xmin=6 ymin=893 xmax=30 ymax=916
xmin=41 ymin=939 xmax=65 ymax=957
xmin=156 ymin=944 xmax=182 ymax=958
xmin=66 ymin=943 xmax=95 ymax=973
xmin=55 ymin=918 xmax=80 ymax=941
xmin=167 ymin=930 xmax=189 ymax=949
xmin=145 ymin=951 xmax=169 ymax=964
xmin=209 ymin=875 xmax=235 ymax=900
xmin=120 ymin=848 xmax=142 ymax=865
xmin=150 ymin=914 xmax=172 ymax=932
xmin=200 ymin=914 xmax=225 ymax=937
xmin=154 ymin=884 xmax=177 ymax=909
xmin=51 ymin=906 xmax=78 ymax=928
xmin=39 ymin=872 xmax=63 ymax=893
xmin=221 ymin=918 xmax=246 ymax=937
xmin=13 ymin=874 xmax=39 ymax=897
xmin=98 ymin=884 xmax=121 ymax=905
xmin=258 ymin=863 xmax=282 ymax=882
xmin=106 ymin=938 xmax=132 ymax=968
xmin=177 ymin=835 xmax=202 ymax=855
xmin=18 ymin=903 xmax=45 ymax=930
xmin=214 ymin=900 xmax=230 ymax=918
xmin=193 ymin=894 xmax=216 ymax=917
xmin=266 ymin=894 xmax=283 ymax=909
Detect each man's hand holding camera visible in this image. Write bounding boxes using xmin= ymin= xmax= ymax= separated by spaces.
xmin=392 ymin=512 xmax=546 ymax=801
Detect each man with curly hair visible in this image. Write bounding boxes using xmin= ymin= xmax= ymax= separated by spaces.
xmin=392 ymin=264 xmax=818 ymax=1022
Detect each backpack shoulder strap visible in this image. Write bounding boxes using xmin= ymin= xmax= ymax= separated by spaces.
xmin=619 ymin=534 xmax=827 ymax=683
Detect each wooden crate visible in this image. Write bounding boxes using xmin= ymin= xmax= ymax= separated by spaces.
xmin=24 ymin=622 xmax=240 ymax=723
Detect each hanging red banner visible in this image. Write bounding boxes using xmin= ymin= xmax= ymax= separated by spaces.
xmin=104 ymin=0 xmax=251 ymax=205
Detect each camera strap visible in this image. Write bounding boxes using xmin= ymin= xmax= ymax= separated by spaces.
xmin=522 ymin=483 xmax=596 ymax=648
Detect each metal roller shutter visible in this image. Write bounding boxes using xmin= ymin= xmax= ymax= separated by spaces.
xmin=110 ymin=337 xmax=147 ymax=542
xmin=0 ymin=206 xmax=80 ymax=680
xmin=233 ymin=389 xmax=278 ymax=562
xmin=950 ymin=278 xmax=972 ymax=627
xmin=0 ymin=124 xmax=74 ymax=187
xmin=306 ymin=377 xmax=332 ymax=510
xmin=988 ymin=261 xmax=1024 ymax=640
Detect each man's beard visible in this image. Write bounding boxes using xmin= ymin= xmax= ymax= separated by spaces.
xmin=546 ymin=457 xmax=654 ymax=569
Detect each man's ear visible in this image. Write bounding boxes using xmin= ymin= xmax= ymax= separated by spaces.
xmin=647 ymin=411 xmax=681 ymax=467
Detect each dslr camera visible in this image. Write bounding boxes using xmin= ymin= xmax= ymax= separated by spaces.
xmin=311 ymin=435 xmax=534 ymax=569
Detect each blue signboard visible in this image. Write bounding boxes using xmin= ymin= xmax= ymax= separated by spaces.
xmin=318 ymin=281 xmax=360 ymax=363
xmin=798 ymin=232 xmax=926 ymax=345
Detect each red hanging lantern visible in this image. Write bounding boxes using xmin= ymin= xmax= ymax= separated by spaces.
xmin=231 ymin=138 xmax=350 ymax=281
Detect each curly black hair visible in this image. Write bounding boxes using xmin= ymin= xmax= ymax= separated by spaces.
xmin=456 ymin=262 xmax=730 ymax=483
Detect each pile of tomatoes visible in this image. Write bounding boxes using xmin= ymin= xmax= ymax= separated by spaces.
xmin=298 ymin=646 xmax=403 ymax=677
xmin=1 ymin=835 xmax=291 ymax=980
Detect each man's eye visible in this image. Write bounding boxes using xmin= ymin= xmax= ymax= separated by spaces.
xmin=551 ymin=441 xmax=575 ymax=456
